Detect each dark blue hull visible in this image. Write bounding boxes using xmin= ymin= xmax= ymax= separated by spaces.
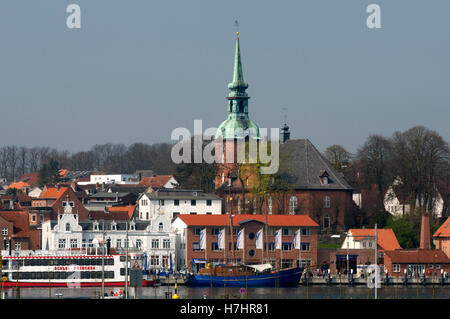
xmin=187 ymin=267 xmax=302 ymax=287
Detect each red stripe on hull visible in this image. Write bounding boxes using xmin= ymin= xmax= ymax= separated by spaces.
xmin=1 ymin=280 xmax=153 ymax=288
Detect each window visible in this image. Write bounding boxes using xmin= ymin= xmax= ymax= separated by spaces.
xmin=193 ymin=228 xmax=202 ymax=235
xmin=14 ymin=242 xmax=21 ymax=250
xmin=323 ymin=196 xmax=331 ymax=208
xmin=322 ymin=176 xmax=328 ymax=185
xmin=436 ymin=264 xmax=441 ymax=269
xmin=66 ymin=223 xmax=70 ymax=232
xmin=190 ymin=212 xmax=197 ymax=215
xmin=301 ymin=228 xmax=309 ymax=236
xmin=116 ymin=239 xmax=122 ymax=248
xmin=152 ymin=239 xmax=159 ymax=249
xmin=248 ymin=232 xmax=255 ymax=240
xmin=323 ymin=215 xmax=330 ymax=229
xmin=211 ymin=228 xmax=221 ymax=235
xmin=282 ymin=243 xmax=292 ymax=251
xmin=267 ymin=196 xmax=272 ymax=214
xmin=206 ymin=200 xmax=212 ymax=206
xmin=58 ymin=239 xmax=66 ymax=249
xmin=174 ymin=200 xmax=179 ymax=206
xmin=193 ymin=242 xmax=201 ymax=251
xmin=191 ymin=200 xmax=196 ymax=206
xmin=31 ymin=214 xmax=36 ymax=222
xmin=1 ymin=228 xmax=7 ymax=236
xmin=301 ymin=243 xmax=310 ymax=251
xmin=151 ymin=255 xmax=160 ymax=266
xmin=158 ymin=222 xmax=164 ymax=232
xmin=211 ymin=242 xmax=220 ymax=251
xmin=136 ymin=239 xmax=142 ymax=248
xmin=70 ymin=239 xmax=78 ymax=249
xmin=159 ymin=200 xmax=165 ymax=206
xmin=289 ymin=196 xmax=297 ymax=214
xmin=283 ymin=228 xmax=290 ymax=236
xmin=393 ymin=264 xmax=401 ymax=272
xmin=162 ymin=256 xmax=169 ymax=267
xmin=163 ymin=239 xmax=170 ymax=249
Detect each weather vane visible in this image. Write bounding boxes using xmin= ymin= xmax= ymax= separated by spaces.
xmin=234 ymin=19 xmax=239 ymax=36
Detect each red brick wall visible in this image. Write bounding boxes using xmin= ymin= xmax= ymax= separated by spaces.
xmin=184 ymin=221 xmax=318 ymax=271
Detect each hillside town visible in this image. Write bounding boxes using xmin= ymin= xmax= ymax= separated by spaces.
xmin=0 ymin=32 xmax=449 ymax=291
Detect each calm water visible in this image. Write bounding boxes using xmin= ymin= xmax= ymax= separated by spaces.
xmin=3 ymin=285 xmax=450 ymax=299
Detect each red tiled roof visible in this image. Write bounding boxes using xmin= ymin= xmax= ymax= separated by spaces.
xmin=40 ymin=187 xmax=68 ymax=199
xmin=107 ymin=205 xmax=136 ymax=219
xmin=176 ymin=214 xmax=319 ymax=227
xmin=349 ymin=228 xmax=402 ymax=250
xmin=18 ymin=172 xmax=39 ymax=186
xmin=0 ymin=210 xmax=31 ymax=238
xmin=59 ymin=169 xmax=69 ymax=178
xmin=7 ymin=181 xmax=31 ymax=190
xmin=139 ymin=175 xmax=174 ymax=188
xmin=433 ymin=217 xmax=450 ymax=238
xmin=384 ymin=249 xmax=450 ymax=264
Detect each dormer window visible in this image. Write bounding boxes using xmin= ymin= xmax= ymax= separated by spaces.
xmin=319 ymin=171 xmax=330 ymax=185
xmin=159 ymin=222 xmax=164 ymax=232
xmin=66 ymin=223 xmax=70 ymax=231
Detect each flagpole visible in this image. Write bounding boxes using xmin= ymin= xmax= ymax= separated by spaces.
xmin=299 ymin=229 xmax=302 ymax=269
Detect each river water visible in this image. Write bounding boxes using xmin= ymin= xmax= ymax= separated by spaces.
xmin=3 ymin=285 xmax=450 ymax=299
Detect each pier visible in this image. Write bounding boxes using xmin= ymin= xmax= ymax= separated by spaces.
xmin=300 ymin=274 xmax=450 ymax=286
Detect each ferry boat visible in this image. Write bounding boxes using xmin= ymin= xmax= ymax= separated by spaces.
xmin=187 ymin=263 xmax=303 ymax=287
xmin=0 ymin=252 xmax=153 ymax=288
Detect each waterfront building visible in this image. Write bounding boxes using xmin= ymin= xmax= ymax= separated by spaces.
xmin=433 ymin=216 xmax=450 ymax=259
xmin=383 ymin=249 xmax=450 ymax=276
xmin=137 ymin=189 xmax=222 ymax=221
xmin=41 ymin=199 xmax=177 ymax=271
xmin=172 ymin=214 xmax=318 ymax=272
xmin=341 ymin=228 xmax=402 ymax=251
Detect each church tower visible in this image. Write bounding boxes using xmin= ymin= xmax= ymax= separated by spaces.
xmin=215 ymin=32 xmax=260 ymax=189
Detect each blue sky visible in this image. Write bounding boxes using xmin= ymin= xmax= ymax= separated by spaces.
xmin=0 ymin=0 xmax=448 ymax=154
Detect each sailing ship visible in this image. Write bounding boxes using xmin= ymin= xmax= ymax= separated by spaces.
xmin=0 ymin=252 xmax=153 ymax=288
xmin=187 ymin=263 xmax=302 ymax=287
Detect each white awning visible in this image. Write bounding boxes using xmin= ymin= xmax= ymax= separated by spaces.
xmin=246 ymin=263 xmax=273 ymax=272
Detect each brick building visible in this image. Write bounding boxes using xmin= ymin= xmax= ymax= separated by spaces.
xmin=172 ymin=214 xmax=319 ymax=272
xmin=433 ymin=216 xmax=450 ymax=258
xmin=383 ymin=249 xmax=450 ymax=276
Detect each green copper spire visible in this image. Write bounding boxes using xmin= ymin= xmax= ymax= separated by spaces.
xmin=216 ymin=32 xmax=260 ymax=140
xmin=228 ymin=32 xmax=248 ymax=95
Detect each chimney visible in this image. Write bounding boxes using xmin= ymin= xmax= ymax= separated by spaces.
xmin=419 ymin=213 xmax=431 ymax=250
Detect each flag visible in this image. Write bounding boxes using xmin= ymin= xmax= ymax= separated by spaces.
xmin=293 ymin=229 xmax=301 ymax=249
xmin=236 ymin=229 xmax=244 ymax=249
xmin=255 ymin=228 xmax=263 ymax=249
xmin=218 ymin=228 xmax=226 ymax=250
xmin=199 ymin=228 xmax=206 ymax=250
xmin=274 ymin=229 xmax=282 ymax=250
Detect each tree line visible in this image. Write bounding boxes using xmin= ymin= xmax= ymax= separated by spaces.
xmin=0 ymin=143 xmax=176 ymax=182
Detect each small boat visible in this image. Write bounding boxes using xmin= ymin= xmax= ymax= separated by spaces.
xmin=187 ymin=263 xmax=302 ymax=287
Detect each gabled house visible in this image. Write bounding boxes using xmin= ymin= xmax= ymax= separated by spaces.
xmin=433 ymin=217 xmax=450 ymax=259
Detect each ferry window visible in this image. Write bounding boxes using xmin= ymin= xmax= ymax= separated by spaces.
xmin=48 ymin=272 xmax=54 ymax=279
xmin=30 ymin=272 xmax=36 ymax=279
xmin=36 ymin=272 xmax=43 ymax=279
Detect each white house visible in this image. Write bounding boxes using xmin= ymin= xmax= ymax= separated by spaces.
xmin=28 ymin=187 xmax=42 ymax=198
xmin=41 ymin=198 xmax=178 ymax=271
xmin=137 ymin=189 xmax=222 ymax=221
xmin=77 ymin=174 xmax=139 ymax=186
xmin=384 ymin=177 xmax=444 ymax=217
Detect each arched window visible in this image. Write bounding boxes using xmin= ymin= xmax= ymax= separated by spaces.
xmin=65 ymin=223 xmax=70 ymax=232
xmin=289 ymin=196 xmax=298 ymax=214
xmin=323 ymin=196 xmax=331 ymax=208
xmin=159 ymin=222 xmax=164 ymax=232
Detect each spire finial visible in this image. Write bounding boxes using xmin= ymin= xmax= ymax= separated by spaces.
xmin=234 ymin=19 xmax=239 ymax=37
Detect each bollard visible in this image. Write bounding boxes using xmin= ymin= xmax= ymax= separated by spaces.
xmin=172 ymin=281 xmax=179 ymax=299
